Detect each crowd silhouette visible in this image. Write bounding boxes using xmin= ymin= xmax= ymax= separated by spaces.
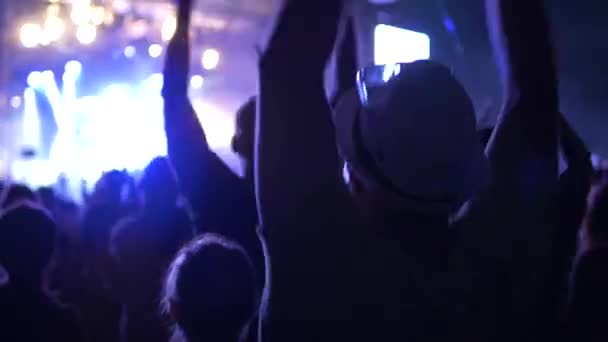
xmin=1 ymin=0 xmax=607 ymax=341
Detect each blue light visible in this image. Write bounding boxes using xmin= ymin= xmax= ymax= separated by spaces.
xmin=443 ymin=17 xmax=456 ymax=33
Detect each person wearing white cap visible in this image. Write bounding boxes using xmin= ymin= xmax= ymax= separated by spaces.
xmin=256 ymin=0 xmax=558 ymax=341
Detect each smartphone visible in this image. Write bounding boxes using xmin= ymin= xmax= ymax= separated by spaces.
xmin=374 ymin=24 xmax=430 ymax=65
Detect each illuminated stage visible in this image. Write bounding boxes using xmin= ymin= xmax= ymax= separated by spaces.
xmin=8 ymin=60 xmax=238 ymax=194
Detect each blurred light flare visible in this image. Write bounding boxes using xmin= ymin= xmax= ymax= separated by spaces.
xmin=124 ymin=45 xmax=136 ymax=58
xmin=148 ymin=44 xmax=163 ymax=58
xmin=15 ymin=58 xmax=235 ymax=192
xmin=162 ymin=16 xmax=177 ymax=42
xmin=43 ymin=15 xmax=65 ymax=42
xmin=201 ymin=49 xmax=220 ymax=70
xmin=20 ymin=23 xmax=42 ymax=48
xmin=374 ymin=24 xmax=430 ymax=65
xmin=190 ymin=75 xmax=204 ymax=89
xmin=10 ymin=96 xmax=23 ymax=109
xmin=76 ymin=24 xmax=97 ymax=45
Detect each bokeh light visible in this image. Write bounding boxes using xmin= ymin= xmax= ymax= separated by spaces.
xmin=124 ymin=45 xmax=136 ymax=58
xmin=190 ymin=75 xmax=204 ymax=89
xmin=27 ymin=71 xmax=43 ymax=88
xmin=76 ymin=24 xmax=97 ymax=45
xmin=10 ymin=96 xmax=22 ymax=109
xmin=43 ymin=15 xmax=65 ymax=42
xmin=148 ymin=44 xmax=163 ymax=58
xmin=20 ymin=23 xmax=42 ymax=48
xmin=161 ymin=16 xmax=177 ymax=42
xmin=201 ymin=48 xmax=220 ymax=70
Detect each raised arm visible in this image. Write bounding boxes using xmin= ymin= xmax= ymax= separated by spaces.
xmin=330 ymin=14 xmax=358 ymax=109
xmin=485 ymin=0 xmax=559 ymax=194
xmin=477 ymin=1 xmax=560 ymax=339
xmin=256 ymin=0 xmax=343 ymax=230
xmin=162 ymin=0 xmax=255 ymax=235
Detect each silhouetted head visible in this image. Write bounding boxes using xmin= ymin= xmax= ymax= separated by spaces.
xmin=0 ymin=203 xmax=56 ymax=287
xmin=93 ymin=170 xmax=129 ymax=205
xmin=162 ymin=234 xmax=257 ymax=342
xmin=140 ymin=156 xmax=180 ymax=210
xmin=581 ymin=181 xmax=608 ymax=249
xmin=333 ymin=60 xmax=488 ymax=228
xmin=37 ymin=186 xmax=56 ymax=212
xmin=231 ymin=97 xmax=256 ymax=182
xmin=1 ymin=183 xmax=39 ymax=210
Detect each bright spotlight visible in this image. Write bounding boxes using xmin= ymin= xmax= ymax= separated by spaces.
xmin=190 ymin=75 xmax=204 ymax=89
xmin=374 ymin=24 xmax=430 ymax=65
xmin=201 ymin=49 xmax=220 ymax=70
xmin=124 ymin=45 xmax=136 ymax=58
xmin=148 ymin=44 xmax=163 ymax=58
xmin=10 ymin=96 xmax=22 ymax=109
xmin=91 ymin=6 xmax=106 ymax=26
xmin=145 ymin=73 xmax=164 ymax=93
xmin=20 ymin=23 xmax=42 ymax=48
xmin=44 ymin=16 xmax=65 ymax=42
xmin=76 ymin=24 xmax=97 ymax=45
xmin=27 ymin=71 xmax=43 ymax=88
xmin=71 ymin=4 xmax=92 ymax=26
xmin=64 ymin=60 xmax=83 ymax=76
xmin=161 ymin=17 xmax=176 ymax=42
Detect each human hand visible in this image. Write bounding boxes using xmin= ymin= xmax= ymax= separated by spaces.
xmin=162 ymin=0 xmax=192 ymax=98
xmin=260 ymin=0 xmax=343 ymax=76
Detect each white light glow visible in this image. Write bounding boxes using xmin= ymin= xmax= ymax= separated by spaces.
xmin=23 ymin=88 xmax=41 ymax=150
xmin=148 ymin=44 xmax=163 ymax=58
xmin=374 ymin=24 xmax=430 ymax=65
xmin=190 ymin=75 xmax=204 ymax=89
xmin=76 ymin=24 xmax=97 ymax=45
xmin=161 ymin=16 xmax=176 ymax=42
xmin=43 ymin=15 xmax=65 ymax=42
xmin=91 ymin=6 xmax=106 ymax=26
xmin=20 ymin=23 xmax=42 ymax=48
xmin=15 ymin=68 xmax=241 ymax=193
xmin=27 ymin=71 xmax=43 ymax=88
xmin=10 ymin=96 xmax=22 ymax=109
xmin=64 ymin=60 xmax=83 ymax=76
xmin=124 ymin=45 xmax=136 ymax=58
xmin=71 ymin=3 xmax=92 ymax=26
xmin=201 ymin=48 xmax=220 ymax=70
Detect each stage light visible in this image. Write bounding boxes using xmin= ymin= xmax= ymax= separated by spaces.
xmin=91 ymin=6 xmax=106 ymax=26
xmin=10 ymin=96 xmax=22 ymax=109
xmin=124 ymin=45 xmax=136 ymax=58
xmin=201 ymin=49 xmax=220 ymax=70
xmin=70 ymin=3 xmax=92 ymax=26
xmin=27 ymin=71 xmax=43 ymax=88
xmin=20 ymin=23 xmax=42 ymax=48
xmin=76 ymin=24 xmax=97 ymax=45
xmin=23 ymin=88 xmax=41 ymax=150
xmin=148 ymin=44 xmax=163 ymax=58
xmin=64 ymin=60 xmax=83 ymax=76
xmin=43 ymin=15 xmax=65 ymax=42
xmin=374 ymin=24 xmax=430 ymax=65
xmin=144 ymin=73 xmax=164 ymax=93
xmin=190 ymin=75 xmax=204 ymax=89
xmin=162 ymin=16 xmax=176 ymax=42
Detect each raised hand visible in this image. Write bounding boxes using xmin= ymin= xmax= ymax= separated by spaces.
xmin=330 ymin=12 xmax=358 ymax=108
xmin=260 ymin=0 xmax=343 ymax=77
xmin=162 ymin=0 xmax=193 ymax=98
